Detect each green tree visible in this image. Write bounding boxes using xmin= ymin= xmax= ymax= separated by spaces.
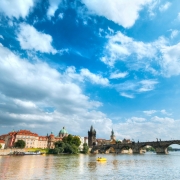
xmin=55 ymin=141 xmax=65 ymax=149
xmin=64 ymin=143 xmax=73 ymax=153
xmin=71 ymin=144 xmax=79 ymax=154
xmin=14 ymin=140 xmax=26 ymax=148
xmin=0 ymin=144 xmax=2 ymax=149
xmin=82 ymin=143 xmax=89 ymax=154
xmin=50 ymin=135 xmax=81 ymax=154
xmin=146 ymin=146 xmax=155 ymax=152
xmin=72 ymin=136 xmax=81 ymax=147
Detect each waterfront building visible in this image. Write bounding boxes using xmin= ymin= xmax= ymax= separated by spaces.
xmin=0 ymin=127 xmax=69 ymax=149
xmin=0 ymin=139 xmax=5 ymax=149
xmin=122 ymin=138 xmax=132 ymax=143
xmin=59 ymin=127 xmax=68 ymax=138
xmin=88 ymin=126 xmax=117 ymax=147
xmin=79 ymin=137 xmax=88 ymax=151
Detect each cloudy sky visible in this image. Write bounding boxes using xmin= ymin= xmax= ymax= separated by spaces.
xmin=0 ymin=0 xmax=180 ymax=142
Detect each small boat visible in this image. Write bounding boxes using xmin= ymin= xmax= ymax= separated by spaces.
xmin=24 ymin=151 xmax=41 ymax=155
xmin=96 ymin=157 xmax=107 ymax=161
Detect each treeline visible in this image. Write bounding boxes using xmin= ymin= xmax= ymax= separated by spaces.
xmin=49 ymin=134 xmax=89 ymax=154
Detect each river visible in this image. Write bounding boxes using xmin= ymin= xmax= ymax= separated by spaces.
xmin=1 ymin=152 xmax=180 ymax=179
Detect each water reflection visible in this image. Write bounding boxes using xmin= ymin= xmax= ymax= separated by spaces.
xmin=1 ymin=153 xmax=180 ymax=179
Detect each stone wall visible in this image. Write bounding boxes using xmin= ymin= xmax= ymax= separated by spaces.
xmin=0 ymin=149 xmax=25 ymax=156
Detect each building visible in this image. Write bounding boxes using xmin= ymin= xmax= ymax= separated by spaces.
xmin=0 ymin=139 xmax=5 ymax=149
xmin=79 ymin=137 xmax=88 ymax=151
xmin=88 ymin=126 xmax=96 ymax=147
xmin=59 ymin=127 xmax=68 ymax=138
xmin=88 ymin=126 xmax=117 ymax=147
xmin=0 ymin=127 xmax=69 ymax=149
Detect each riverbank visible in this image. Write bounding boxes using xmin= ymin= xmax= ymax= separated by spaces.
xmin=0 ymin=149 xmax=25 ymax=156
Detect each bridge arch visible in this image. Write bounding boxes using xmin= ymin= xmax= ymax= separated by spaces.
xmin=139 ymin=144 xmax=156 ymax=154
xmin=118 ymin=145 xmax=132 ymax=154
xmin=166 ymin=143 xmax=180 ymax=153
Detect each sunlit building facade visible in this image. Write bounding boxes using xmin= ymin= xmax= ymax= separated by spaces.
xmin=0 ymin=127 xmax=69 ymax=149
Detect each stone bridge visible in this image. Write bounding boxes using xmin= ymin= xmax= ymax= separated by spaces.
xmin=91 ymin=140 xmax=180 ymax=154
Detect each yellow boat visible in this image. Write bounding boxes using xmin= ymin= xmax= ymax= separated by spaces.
xmin=97 ymin=157 xmax=107 ymax=161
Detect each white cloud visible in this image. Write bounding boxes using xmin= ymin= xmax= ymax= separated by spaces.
xmin=170 ymin=30 xmax=179 ymax=39
xmin=80 ymin=69 xmax=109 ymax=86
xmin=101 ymin=31 xmax=160 ymax=67
xmin=114 ymin=116 xmax=180 ymax=141
xmin=17 ymin=23 xmax=57 ymax=54
xmin=160 ymin=42 xmax=180 ymax=76
xmin=47 ymin=0 xmax=62 ymax=18
xmin=101 ymin=31 xmax=180 ymax=78
xmin=110 ymin=71 xmax=128 ymax=79
xmin=143 ymin=110 xmax=157 ymax=116
xmin=116 ymin=79 xmax=158 ymax=97
xmin=82 ymin=0 xmax=153 ymax=28
xmin=148 ymin=0 xmax=158 ymax=18
xmin=138 ymin=79 xmax=158 ymax=92
xmin=58 ymin=13 xmax=64 ymax=19
xmin=127 ymin=117 xmax=146 ymax=123
xmin=14 ymin=99 xmax=37 ymax=109
xmin=0 ymin=35 xmax=4 ymax=39
xmin=0 ymin=44 xmax=115 ymax=137
xmin=63 ymin=66 xmax=109 ymax=86
xmin=120 ymin=92 xmax=134 ymax=99
xmin=151 ymin=116 xmax=174 ymax=123
xmin=0 ymin=0 xmax=34 ymax=19
xmin=159 ymin=2 xmax=171 ymax=12
xmin=160 ymin=109 xmax=172 ymax=116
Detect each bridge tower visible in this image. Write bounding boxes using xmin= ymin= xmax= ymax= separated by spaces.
xmin=88 ymin=125 xmax=96 ymax=147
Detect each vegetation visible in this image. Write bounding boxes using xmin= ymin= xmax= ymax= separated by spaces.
xmin=116 ymin=140 xmax=121 ymax=144
xmin=50 ymin=135 xmax=81 ymax=154
xmin=146 ymin=146 xmax=155 ymax=152
xmin=25 ymin=148 xmax=49 ymax=154
xmin=167 ymin=146 xmax=173 ymax=151
xmin=14 ymin=140 xmax=26 ymax=148
xmin=0 ymin=144 xmax=2 ymax=149
xmin=82 ymin=143 xmax=89 ymax=154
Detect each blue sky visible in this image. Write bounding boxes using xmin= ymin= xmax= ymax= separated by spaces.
xmin=0 ymin=0 xmax=180 ymax=142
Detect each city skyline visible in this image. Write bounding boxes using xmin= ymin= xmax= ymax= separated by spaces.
xmin=0 ymin=0 xmax=180 ymax=142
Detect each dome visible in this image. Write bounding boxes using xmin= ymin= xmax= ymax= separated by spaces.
xmin=59 ymin=127 xmax=68 ymax=134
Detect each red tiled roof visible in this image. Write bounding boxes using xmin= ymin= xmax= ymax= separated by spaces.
xmin=39 ymin=136 xmax=48 ymax=140
xmin=16 ymin=130 xmax=38 ymax=136
xmin=0 ymin=140 xmax=5 ymax=143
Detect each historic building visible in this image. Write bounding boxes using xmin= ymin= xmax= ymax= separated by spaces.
xmin=0 ymin=139 xmax=5 ymax=149
xmin=0 ymin=127 xmax=69 ymax=149
xmin=59 ymin=127 xmax=68 ymax=138
xmin=88 ymin=125 xmax=96 ymax=147
xmin=79 ymin=136 xmax=88 ymax=151
xmin=88 ymin=126 xmax=118 ymax=147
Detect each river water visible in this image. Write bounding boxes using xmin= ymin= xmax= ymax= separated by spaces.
xmin=0 ymin=152 xmax=180 ymax=180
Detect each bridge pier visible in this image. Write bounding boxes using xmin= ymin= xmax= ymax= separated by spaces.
xmin=155 ymin=147 xmax=168 ymax=154
xmin=132 ymin=146 xmax=140 ymax=154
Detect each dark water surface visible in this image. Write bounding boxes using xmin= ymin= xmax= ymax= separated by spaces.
xmin=1 ymin=152 xmax=180 ymax=180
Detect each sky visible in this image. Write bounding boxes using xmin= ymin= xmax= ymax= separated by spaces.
xmin=0 ymin=0 xmax=180 ymax=142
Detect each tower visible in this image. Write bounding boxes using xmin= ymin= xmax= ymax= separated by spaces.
xmin=110 ymin=129 xmax=115 ymax=141
xmin=88 ymin=125 xmax=96 ymax=147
